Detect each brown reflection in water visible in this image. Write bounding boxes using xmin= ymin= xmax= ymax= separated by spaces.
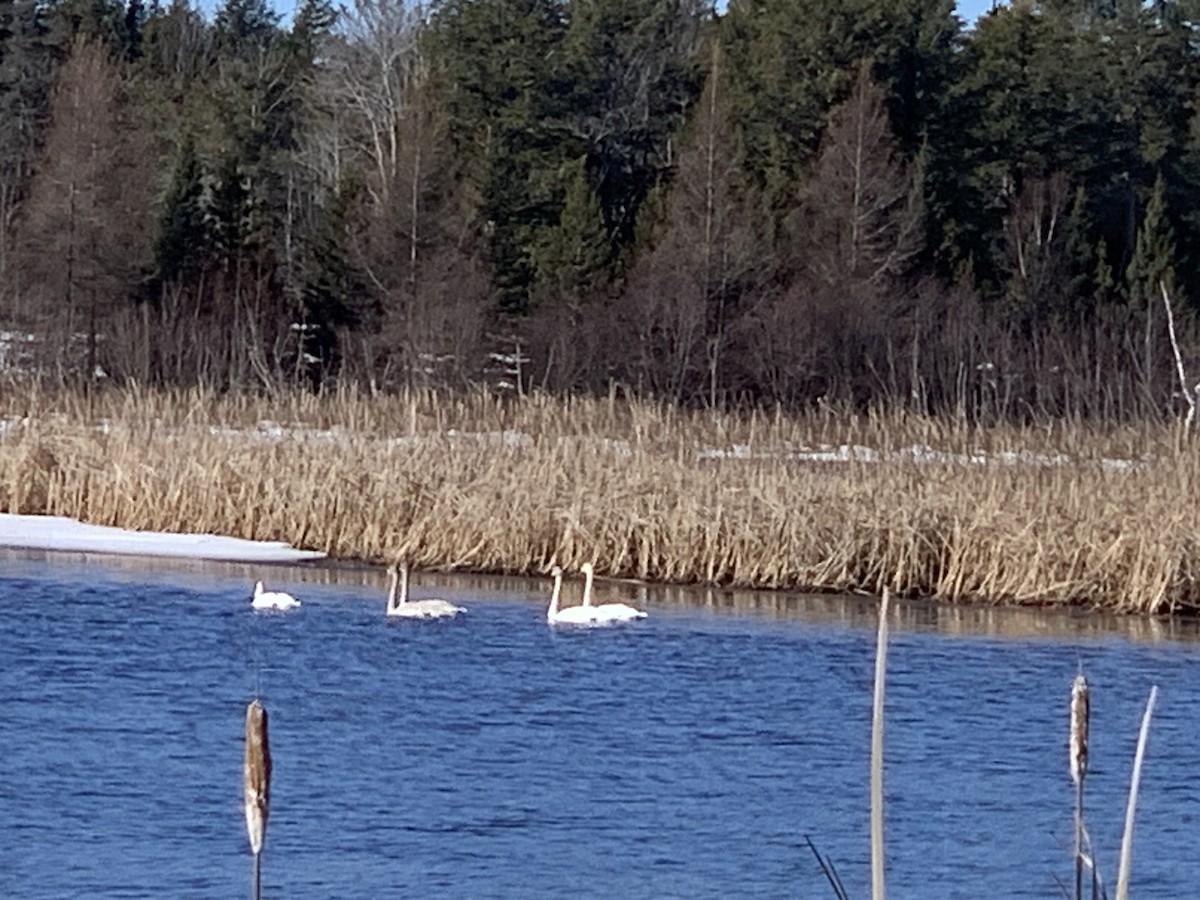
xmin=6 ymin=548 xmax=1198 ymax=646
xmin=620 ymin=581 xmax=1200 ymax=644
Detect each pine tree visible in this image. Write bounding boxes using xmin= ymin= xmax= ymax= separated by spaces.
xmin=1126 ymin=173 xmax=1176 ymax=397
xmin=950 ymin=0 xmax=1197 ymax=298
xmin=723 ymin=0 xmax=959 ymax=204
xmin=527 ymin=155 xmax=611 ymax=388
xmin=552 ymin=0 xmax=707 ymax=259
xmin=296 ymin=179 xmax=366 ymax=384
xmin=44 ymin=0 xmax=133 ymax=57
xmin=530 ymin=155 xmax=609 ymax=309
xmin=154 ymin=136 xmax=209 ymax=286
xmin=0 ymin=0 xmax=54 ymax=288
xmin=426 ymin=0 xmax=568 ymax=313
xmin=1127 ymin=173 xmax=1175 ymax=300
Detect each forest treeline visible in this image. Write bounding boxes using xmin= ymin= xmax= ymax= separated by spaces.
xmin=2 ymin=0 xmax=1200 ymax=419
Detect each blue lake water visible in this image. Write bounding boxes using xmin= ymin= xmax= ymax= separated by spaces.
xmin=3 ymin=555 xmax=1200 ymax=898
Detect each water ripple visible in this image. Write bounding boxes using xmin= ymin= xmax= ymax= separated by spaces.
xmin=2 ymin=560 xmax=1199 ymax=897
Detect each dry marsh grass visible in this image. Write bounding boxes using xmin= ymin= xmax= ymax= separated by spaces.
xmin=2 ymin=381 xmax=1199 ymax=613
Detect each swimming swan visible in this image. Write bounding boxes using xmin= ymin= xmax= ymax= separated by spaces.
xmin=252 ymin=581 xmax=301 ymax=611
xmin=387 ymin=562 xmax=465 ymax=619
xmin=580 ymin=562 xmax=647 ymax=623
xmin=546 ymin=565 xmax=603 ymax=625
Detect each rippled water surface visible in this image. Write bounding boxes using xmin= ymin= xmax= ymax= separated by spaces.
xmin=4 ymin=555 xmax=1200 ymax=898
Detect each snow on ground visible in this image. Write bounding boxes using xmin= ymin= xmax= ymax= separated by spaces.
xmin=1 ymin=413 xmax=1147 ymax=472
xmin=694 ymin=441 xmax=1146 ymax=471
xmin=0 ymin=514 xmax=325 ymax=563
xmin=205 ymin=420 xmax=537 ymax=451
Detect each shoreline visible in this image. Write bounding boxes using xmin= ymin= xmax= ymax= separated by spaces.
xmin=6 ymin=538 xmax=1199 ymax=650
xmin=0 ymin=512 xmax=326 ymax=563
xmin=2 ymin=383 xmax=1198 ymax=614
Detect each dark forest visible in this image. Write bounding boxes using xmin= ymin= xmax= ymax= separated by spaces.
xmin=2 ymin=0 xmax=1199 ymax=420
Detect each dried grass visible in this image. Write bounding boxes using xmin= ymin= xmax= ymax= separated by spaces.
xmin=1115 ymin=685 xmax=1158 ymax=900
xmin=1 ymin=381 xmax=1198 ymax=613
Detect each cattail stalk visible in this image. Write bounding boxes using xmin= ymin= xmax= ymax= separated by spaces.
xmin=1069 ymin=674 xmax=1089 ymax=900
xmin=870 ymin=587 xmax=890 ymax=900
xmin=1115 ymin=685 xmax=1158 ymax=900
xmin=244 ymin=700 xmax=272 ymax=900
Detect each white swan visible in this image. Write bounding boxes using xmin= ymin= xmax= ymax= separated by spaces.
xmin=546 ymin=565 xmax=604 ymax=625
xmin=251 ymin=581 xmax=301 ymax=611
xmin=581 ymin=562 xmax=647 ymax=622
xmin=386 ymin=562 xmax=465 ymax=619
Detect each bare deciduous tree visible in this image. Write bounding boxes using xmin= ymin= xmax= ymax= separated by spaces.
xmin=1001 ymin=170 xmax=1072 ymax=313
xmin=310 ymin=2 xmax=485 ymax=388
xmin=800 ymin=60 xmax=923 ymax=292
xmin=620 ymin=40 xmax=758 ymax=405
xmin=770 ymin=60 xmax=924 ymax=405
xmin=18 ymin=38 xmax=150 ymax=380
xmin=328 ymin=0 xmax=423 ymax=208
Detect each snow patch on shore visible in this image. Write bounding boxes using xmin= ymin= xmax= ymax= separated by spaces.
xmin=0 ymin=513 xmax=325 ymax=562
xmin=695 ymin=441 xmax=1145 ymax=471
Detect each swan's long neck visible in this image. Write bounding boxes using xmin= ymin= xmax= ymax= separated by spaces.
xmin=399 ymin=564 xmax=409 ymax=605
xmin=582 ymin=566 xmax=594 ymax=607
xmin=547 ymin=572 xmax=562 ymax=619
xmin=386 ymin=568 xmax=399 ymax=613
xmin=254 ymin=581 xmax=264 ymax=598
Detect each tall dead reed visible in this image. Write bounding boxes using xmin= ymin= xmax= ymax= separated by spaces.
xmin=2 ymin=382 xmax=1200 ymax=611
xmin=244 ymin=700 xmax=271 ymax=900
xmin=1114 ymin=686 xmax=1158 ymax=900
xmin=1070 ymin=674 xmax=1089 ymax=900
xmin=1067 ymin=675 xmax=1160 ymax=900
xmin=870 ymin=588 xmax=890 ymax=900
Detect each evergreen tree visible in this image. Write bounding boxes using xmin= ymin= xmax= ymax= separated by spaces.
xmin=552 ymin=0 xmax=708 ymax=261
xmin=153 ymin=135 xmax=209 ymax=287
xmin=213 ymin=0 xmax=278 ymax=52
xmin=947 ymin=3 xmax=1074 ymax=292
xmin=951 ymin=0 xmax=1197 ymax=301
xmin=527 ymin=154 xmax=610 ymax=387
xmin=1127 ymin=173 xmax=1176 ymax=301
xmin=1126 ymin=173 xmax=1177 ymax=398
xmin=44 ymin=0 xmax=132 ymax=57
xmin=722 ymin=0 xmax=959 ymax=201
xmin=426 ymin=0 xmax=568 ymax=313
xmin=296 ymin=178 xmax=367 ymax=383
xmin=287 ymin=0 xmax=335 ymax=64
xmin=0 ymin=0 xmax=54 ymax=288
xmin=530 ymin=155 xmax=610 ymax=308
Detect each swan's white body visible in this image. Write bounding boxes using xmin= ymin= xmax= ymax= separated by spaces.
xmin=546 ymin=566 xmax=604 ymax=625
xmin=581 ymin=562 xmax=647 ymax=623
xmin=387 ymin=563 xmax=465 ymax=619
xmin=251 ymin=581 xmax=301 ymax=611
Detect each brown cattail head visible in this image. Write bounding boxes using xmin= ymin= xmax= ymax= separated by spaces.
xmin=243 ymin=699 xmax=272 ymax=856
xmin=1069 ymin=674 xmax=1089 ymax=786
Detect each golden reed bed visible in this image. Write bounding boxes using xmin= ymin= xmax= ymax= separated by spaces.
xmin=1 ymin=381 xmax=1198 ymax=614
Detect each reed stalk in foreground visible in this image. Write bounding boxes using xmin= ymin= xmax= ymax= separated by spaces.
xmin=1069 ymin=674 xmax=1089 ymax=900
xmin=805 ymin=835 xmax=851 ymax=900
xmin=244 ymin=700 xmax=271 ymax=900
xmin=871 ymin=588 xmax=890 ymax=900
xmin=1115 ymin=685 xmax=1158 ymax=900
